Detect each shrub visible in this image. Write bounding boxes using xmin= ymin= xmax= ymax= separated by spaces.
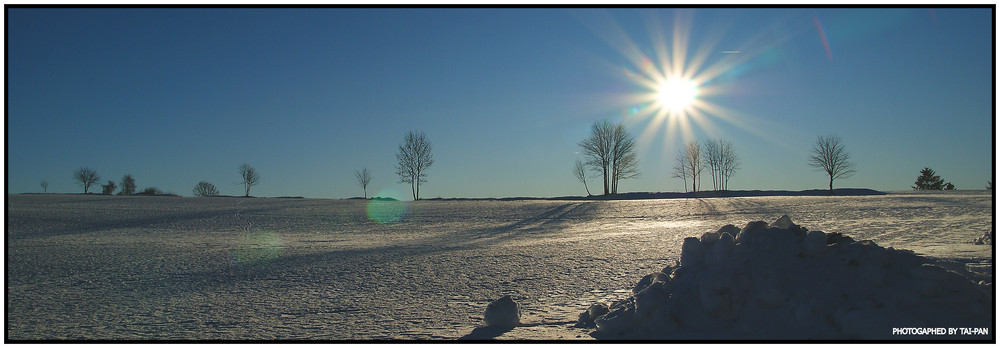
xmin=138 ymin=187 xmax=164 ymax=195
xmin=193 ymin=181 xmax=220 ymax=197
xmin=101 ymin=180 xmax=117 ymax=195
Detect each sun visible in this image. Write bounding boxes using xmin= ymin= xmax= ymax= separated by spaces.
xmin=655 ymin=78 xmax=699 ymax=113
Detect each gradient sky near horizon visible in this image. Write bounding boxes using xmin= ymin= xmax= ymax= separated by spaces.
xmin=7 ymin=7 xmax=994 ymax=199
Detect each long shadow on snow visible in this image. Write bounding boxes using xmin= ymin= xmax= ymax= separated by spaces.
xmin=154 ymin=202 xmax=603 ymax=296
xmin=450 ymin=202 xmax=599 ymax=245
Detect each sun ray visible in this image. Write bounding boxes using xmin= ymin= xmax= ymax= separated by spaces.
xmin=577 ymin=9 xmax=813 ymax=165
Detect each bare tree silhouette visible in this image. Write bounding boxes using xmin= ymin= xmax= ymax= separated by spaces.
xmin=720 ymin=140 xmax=740 ymax=191
xmin=119 ymin=174 xmax=136 ymax=195
xmin=580 ymin=121 xmax=613 ymax=195
xmin=40 ymin=181 xmax=48 ymax=194
xmin=672 ymin=149 xmax=689 ymax=193
xmin=355 ymin=168 xmax=372 ymax=199
xmin=239 ymin=163 xmax=260 ymax=197
xmin=704 ymin=139 xmax=722 ymax=191
xmin=610 ymin=123 xmax=639 ymax=194
xmin=73 ymin=167 xmax=100 ymax=194
xmin=579 ymin=120 xmax=639 ymax=195
xmin=395 ymin=131 xmax=433 ymax=200
xmin=573 ymin=158 xmax=592 ymax=196
xmin=683 ymin=141 xmax=704 ymax=193
xmin=809 ymin=135 xmax=855 ymax=195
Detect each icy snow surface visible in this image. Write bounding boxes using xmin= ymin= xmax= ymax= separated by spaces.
xmin=5 ymin=191 xmax=993 ymax=340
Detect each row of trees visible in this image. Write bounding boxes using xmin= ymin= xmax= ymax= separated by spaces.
xmin=66 ymin=163 xmax=260 ymax=197
xmin=572 ymin=124 xmax=864 ymax=196
xmin=671 ymin=139 xmax=742 ymax=193
xmin=346 ymin=131 xmax=435 ymax=201
xmin=572 ymin=120 xmax=744 ymax=196
xmin=71 ymin=168 xmax=138 ymax=195
xmin=63 ymin=129 xmax=435 ymax=201
xmin=54 ymin=130 xmax=981 ymax=199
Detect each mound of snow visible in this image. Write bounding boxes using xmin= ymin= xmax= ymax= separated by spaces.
xmin=583 ymin=216 xmax=993 ymax=340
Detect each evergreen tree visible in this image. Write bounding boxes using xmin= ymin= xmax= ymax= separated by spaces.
xmin=912 ymin=167 xmax=945 ymax=190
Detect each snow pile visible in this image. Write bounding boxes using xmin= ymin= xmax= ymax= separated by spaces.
xmin=582 ymin=216 xmax=993 ymax=340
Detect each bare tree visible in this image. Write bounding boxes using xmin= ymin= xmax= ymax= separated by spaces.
xmin=579 ymin=120 xmax=639 ymax=195
xmin=193 ymin=181 xmax=220 ymax=197
xmin=719 ymin=140 xmax=740 ymax=191
xmin=702 ymin=139 xmax=740 ymax=192
xmin=73 ymin=167 xmax=100 ymax=194
xmin=355 ymin=168 xmax=372 ymax=199
xmin=610 ymin=123 xmax=639 ymax=194
xmin=40 ymin=181 xmax=48 ymax=194
xmin=580 ymin=121 xmax=613 ymax=195
xmin=703 ymin=139 xmax=722 ymax=191
xmin=808 ymin=135 xmax=855 ymax=195
xmin=395 ymin=131 xmax=434 ymax=201
xmin=239 ymin=163 xmax=260 ymax=197
xmin=683 ymin=141 xmax=703 ymax=193
xmin=573 ymin=158 xmax=592 ymax=196
xmin=119 ymin=174 xmax=136 ymax=195
xmin=672 ymin=149 xmax=689 ymax=192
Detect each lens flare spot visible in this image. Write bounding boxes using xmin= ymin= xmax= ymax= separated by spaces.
xmin=233 ymin=229 xmax=283 ymax=267
xmin=366 ymin=188 xmax=409 ymax=224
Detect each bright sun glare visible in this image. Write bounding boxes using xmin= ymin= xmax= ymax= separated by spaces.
xmin=656 ymin=78 xmax=699 ymax=113
xmin=588 ymin=9 xmax=785 ymax=148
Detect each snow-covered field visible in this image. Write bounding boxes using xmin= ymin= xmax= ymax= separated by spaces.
xmin=5 ymin=191 xmax=993 ymax=340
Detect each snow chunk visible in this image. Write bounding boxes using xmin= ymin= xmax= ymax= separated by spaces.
xmin=771 ymin=215 xmax=794 ymax=230
xmin=717 ymin=224 xmax=741 ymax=237
xmin=679 ymin=237 xmax=704 ymax=268
xmin=803 ymin=229 xmax=827 ymax=255
xmin=483 ymin=295 xmax=520 ymax=327
xmin=576 ymin=303 xmax=609 ymax=328
xmin=581 ymin=216 xmax=992 ymax=339
xmin=973 ymin=229 xmax=993 ymax=245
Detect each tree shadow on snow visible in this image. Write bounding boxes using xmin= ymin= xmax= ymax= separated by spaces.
xmin=459 ymin=325 xmax=515 ymax=340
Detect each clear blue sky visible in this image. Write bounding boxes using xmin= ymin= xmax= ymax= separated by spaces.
xmin=7 ymin=7 xmax=994 ymax=199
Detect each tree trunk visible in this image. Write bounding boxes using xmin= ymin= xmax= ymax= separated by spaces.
xmin=584 ymin=180 xmax=591 ymax=196
xmin=611 ymin=162 xmax=618 ymax=195
xmin=603 ymin=169 xmax=609 ymax=196
xmin=829 ymin=176 xmax=834 ymax=195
